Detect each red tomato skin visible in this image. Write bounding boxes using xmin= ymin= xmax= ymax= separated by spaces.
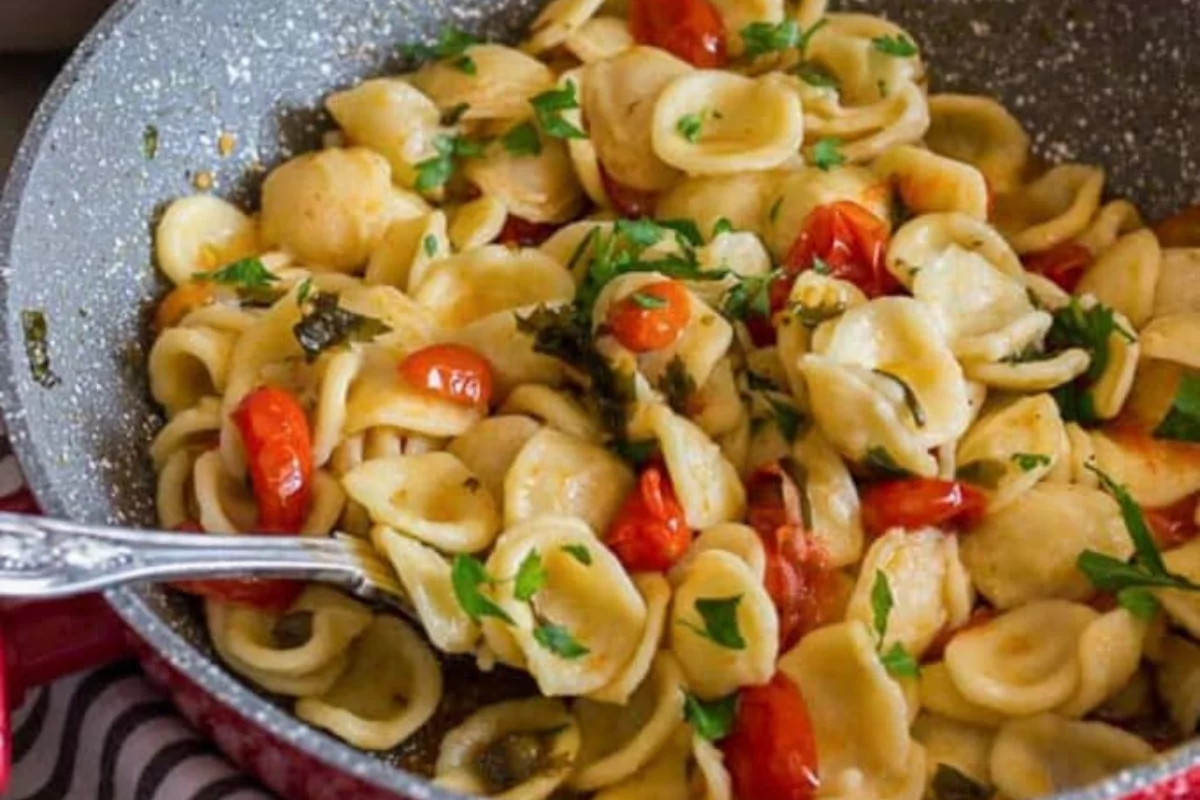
xmin=1022 ymin=242 xmax=1091 ymax=294
xmin=398 ymin=344 xmax=495 ymax=409
xmin=170 ymin=521 xmax=303 ymax=610
xmin=606 ymin=467 xmax=692 ymax=572
xmin=783 ymin=201 xmax=897 ymax=299
xmin=860 ymin=479 xmax=988 ymax=537
xmin=628 ymin=0 xmax=728 ymax=68
xmin=497 ymin=216 xmax=560 ymax=248
xmin=721 ymin=673 xmax=820 ymax=800
xmin=233 ymin=387 xmax=314 ymax=534
xmin=1145 ymin=493 xmax=1200 ymax=550
xmin=599 ymin=163 xmax=658 ymax=218
xmin=607 ymin=280 xmax=692 ymax=352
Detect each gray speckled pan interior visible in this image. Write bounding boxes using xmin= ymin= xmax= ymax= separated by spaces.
xmin=0 ymin=0 xmax=1198 ymax=797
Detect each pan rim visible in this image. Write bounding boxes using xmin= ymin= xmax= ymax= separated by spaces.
xmin=0 ymin=1 xmax=1198 ymax=799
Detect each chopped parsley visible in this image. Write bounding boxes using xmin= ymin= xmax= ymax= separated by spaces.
xmin=195 ymin=256 xmax=278 ymax=288
xmin=872 ymin=34 xmax=918 ymax=57
xmin=684 ymin=692 xmax=738 ymax=742
xmin=1011 ymin=452 xmax=1052 ymax=472
xmin=657 ymin=219 xmax=705 ymax=247
xmin=530 ymin=83 xmax=586 ymax=140
xmin=791 ymin=62 xmax=840 ymax=90
xmin=871 ymin=571 xmax=920 ymax=678
xmin=931 ymin=765 xmax=990 ymax=800
xmin=1046 ymin=299 xmax=1135 ymax=426
xmin=533 ymin=621 xmax=590 ymax=659
xmin=722 ymin=269 xmax=781 ymax=322
xmin=679 ymin=595 xmax=747 ymax=650
xmin=956 ymin=459 xmax=1006 ymax=489
xmin=514 ymin=550 xmax=547 ymax=602
xmin=415 ymin=134 xmax=487 ymax=192
xmin=873 ymin=370 xmax=926 ymax=427
xmin=712 ymin=217 xmax=736 ymax=238
xmin=631 ymin=291 xmax=668 ymax=310
xmin=660 ymin=357 xmax=698 ymax=415
xmin=453 ymin=55 xmax=477 ymax=75
xmin=292 ymin=292 xmax=392 ymax=361
xmin=740 ymin=18 xmax=827 ymax=59
xmin=401 ymin=26 xmax=480 ymax=63
xmin=501 ymin=121 xmax=543 ymax=157
xmin=561 ymin=544 xmax=593 ymax=566
xmin=295 ymin=278 xmax=313 ymax=307
xmin=812 ymin=137 xmax=846 ymax=171
xmin=1154 ymin=374 xmax=1200 ymax=443
xmin=21 ymin=310 xmax=60 ymax=388
xmin=451 ymin=554 xmax=514 ymax=624
xmin=142 ymin=124 xmax=159 ymax=159
xmin=423 ymin=234 xmax=439 ymax=257
xmin=677 ymin=112 xmax=706 ymax=143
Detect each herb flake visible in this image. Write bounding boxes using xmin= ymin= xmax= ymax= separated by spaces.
xmin=684 ymin=692 xmax=738 ymax=742
xmin=561 ymin=544 xmax=593 ymax=566
xmin=534 ymin=621 xmax=590 ymax=659
xmin=812 ymin=137 xmax=846 ymax=171
xmin=677 ymin=112 xmax=705 ymax=143
xmin=501 ymin=121 xmax=543 ymax=156
xmin=21 ymin=310 xmax=60 ymax=388
xmin=872 ymin=34 xmax=918 ymax=57
xmin=451 ymin=554 xmax=514 ymax=625
xmin=1154 ymin=374 xmax=1200 ymax=443
xmin=530 ymin=83 xmax=586 ymax=140
xmin=1011 ymin=452 xmax=1052 ymax=472
xmin=293 ymin=292 xmax=392 ymax=361
xmin=680 ymin=595 xmax=746 ymax=650
xmin=514 ymin=550 xmax=547 ymax=602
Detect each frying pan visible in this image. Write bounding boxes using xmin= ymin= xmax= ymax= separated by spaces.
xmin=1 ymin=0 xmax=1199 ymax=797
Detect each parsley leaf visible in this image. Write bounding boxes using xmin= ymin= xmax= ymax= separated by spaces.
xmin=769 ymin=197 xmax=784 ymax=223
xmin=1011 ymin=453 xmax=1052 ymax=472
xmin=533 ymin=621 xmax=590 ymax=659
xmin=631 ymin=291 xmax=668 ymax=309
xmin=502 ymin=121 xmax=543 ymax=156
xmin=292 ymin=292 xmax=392 ymax=361
xmin=423 ymin=234 xmax=439 ymax=257
xmin=196 ymin=256 xmax=278 ymax=288
xmin=1154 ymin=374 xmax=1200 ymax=442
xmin=956 ymin=459 xmax=1006 ymax=489
xmin=880 ymin=642 xmax=921 ymax=678
xmin=765 ymin=395 xmax=806 ymax=441
xmin=657 ymin=219 xmax=705 ymax=247
xmin=873 ymin=370 xmax=926 ymax=427
xmin=812 ymin=137 xmax=846 ymax=171
xmin=712 ymin=217 xmax=735 ymax=238
xmin=21 ymin=309 xmax=59 ymax=388
xmin=451 ymin=555 xmax=514 ymax=624
xmin=453 ymin=55 xmax=477 ymax=75
xmin=414 ymin=135 xmax=458 ymax=192
xmin=680 ymin=595 xmax=747 ymax=650
xmin=530 ymin=83 xmax=586 ymax=140
xmin=1046 ymin=298 xmax=1135 ymax=426
xmin=561 ymin=544 xmax=593 ymax=566
xmin=684 ymin=692 xmax=738 ymax=742
xmin=791 ymin=62 xmax=840 ymax=90
xmin=872 ymin=34 xmax=918 ymax=57
xmin=614 ymin=217 xmax=665 ymax=248
xmin=931 ymin=764 xmax=991 ymax=800
xmin=514 ymin=550 xmax=547 ymax=601
xmin=677 ymin=112 xmax=705 ymax=143
xmin=402 ymin=26 xmax=480 ymax=62
xmin=740 ymin=18 xmax=827 ymax=59
xmin=723 ymin=269 xmax=783 ymax=322
xmin=871 ymin=570 xmax=895 ymax=643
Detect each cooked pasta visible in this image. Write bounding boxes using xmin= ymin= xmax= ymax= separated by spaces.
xmin=146 ymin=1 xmax=1200 ymax=795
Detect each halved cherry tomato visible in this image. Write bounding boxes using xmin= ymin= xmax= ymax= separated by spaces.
xmin=1145 ymin=493 xmax=1200 ymax=550
xmin=606 ymin=466 xmax=692 ymax=572
xmin=721 ymin=672 xmax=820 ymax=800
xmin=1022 ymin=241 xmax=1091 ymax=293
xmin=1155 ymin=204 xmax=1200 ymax=248
xmin=398 ymin=344 xmax=495 ymax=409
xmin=923 ymin=606 xmax=995 ymax=662
xmin=783 ymin=200 xmax=897 ymax=299
xmin=154 ymin=281 xmax=217 ymax=332
xmin=628 ymin=0 xmax=728 ymax=68
xmin=607 ymin=280 xmax=691 ymax=353
xmin=860 ymin=478 xmax=987 ymax=537
xmin=170 ymin=521 xmax=304 ymax=611
xmin=233 ymin=386 xmax=313 ymax=534
xmin=599 ymin=163 xmax=658 ymax=219
xmin=497 ymin=215 xmax=560 ymax=248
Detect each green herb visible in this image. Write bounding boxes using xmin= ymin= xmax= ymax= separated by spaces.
xmin=530 ymin=83 xmax=586 ymax=140
xmin=295 ymin=278 xmax=313 ymax=307
xmin=766 ymin=395 xmax=806 ymax=441
xmin=881 ymin=642 xmax=921 ymax=678
xmin=680 ymin=596 xmax=747 ymax=650
xmin=791 ymin=62 xmax=840 ymax=90
xmin=21 ymin=310 xmax=59 ymax=388
xmin=502 ymin=121 xmax=543 ymax=157
xmin=660 ymin=357 xmax=698 ymax=415
xmin=1011 ymin=452 xmax=1052 ymax=472
xmin=769 ymin=197 xmax=784 ymax=223
xmin=811 ymin=256 xmax=832 ymax=275
xmin=956 ymin=459 xmax=1006 ymax=489
xmin=514 ymin=550 xmax=547 ymax=601
xmin=196 ymin=256 xmax=278 ymax=288
xmin=453 ymin=55 xmax=477 ymax=75
xmin=864 ymin=446 xmax=911 ymax=478
xmin=931 ymin=764 xmax=991 ymax=800
xmin=657 ymin=219 xmax=705 ymax=248
xmin=874 ymin=370 xmax=926 ymax=427
xmin=677 ymin=112 xmax=705 ymax=143
xmin=1154 ymin=374 xmax=1200 ymax=442
xmin=292 ymin=292 xmax=392 ymax=361
xmin=143 ymin=124 xmax=159 ymax=159
xmin=442 ymin=102 xmax=470 ymax=125
xmin=872 ymin=34 xmax=918 ymax=57
xmin=1118 ymin=588 xmax=1161 ymax=620
xmin=791 ymin=299 xmax=847 ymax=329
xmin=712 ymin=218 xmax=735 ymax=237
xmin=614 ymin=217 xmax=665 ymax=248
xmin=415 ymin=135 xmax=458 ymax=192
xmin=561 ymin=545 xmax=593 ymax=566
xmin=423 ymin=235 xmax=439 ymax=257
xmin=723 ymin=268 xmax=784 ymax=322
xmin=812 ymin=137 xmax=846 ymax=171
xmin=401 ymin=25 xmax=480 ymax=62
xmin=1047 ymin=298 xmax=1135 ymax=426
xmin=533 ymin=621 xmax=590 ymax=659
xmin=612 ymin=438 xmax=657 ymax=467
xmin=631 ymin=291 xmax=668 ymax=310
xmin=740 ymin=18 xmax=827 ymax=59
xmin=684 ymin=692 xmax=738 ymax=742
xmin=871 ymin=570 xmax=895 ymax=642
xmin=451 ymin=555 xmax=514 ymax=624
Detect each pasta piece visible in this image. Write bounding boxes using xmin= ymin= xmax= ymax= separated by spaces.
xmin=503 ymin=427 xmax=635 ymax=533
xmin=565 ymin=16 xmax=635 ymax=63
xmin=450 ymin=306 xmax=566 ymax=397
xmin=339 ymin=283 xmax=442 ymax=354
xmin=591 ymin=726 xmax=692 ymax=800
xmin=954 ymin=394 xmax=1067 ymax=511
xmin=260 ymin=147 xmax=414 ymax=272
xmin=155 ymin=195 xmax=259 ymax=286
xmin=764 ymin=165 xmax=891 ymax=261
xmin=911 ymin=713 xmax=995 ymax=788
xmin=992 ymin=164 xmax=1105 ymax=254
xmin=295 ymin=614 xmax=442 ymax=751
xmin=487 ymin=517 xmax=648 ymax=696
xmin=1075 ymin=199 xmax=1144 ymax=255
xmin=1153 ymin=248 xmax=1200 ymax=318
xmin=963 ymin=349 xmax=1090 ymax=393
xmin=648 ymin=403 xmax=746 ymax=529
xmin=410 ymin=44 xmax=555 ymax=122
xmin=156 ymin=449 xmax=196 ymax=529
xmin=1077 ymin=230 xmax=1162 ymax=330
xmin=778 ymin=621 xmax=915 ymax=798
xmin=1156 ymin=636 xmax=1200 ymax=736
xmin=311 ymin=348 xmax=363 ymax=468
xmin=582 ymin=46 xmax=692 ymax=192
xmin=193 ymin=449 xmax=257 ymax=534
xmin=448 ymin=195 xmax=508 ymax=252
xmin=500 ymin=385 xmax=604 ymax=443
xmin=1158 ymin=538 xmax=1200 ymax=639
xmin=925 ymin=94 xmax=1031 ymax=193
xmin=325 ymin=78 xmax=445 ymax=192
xmin=989 ymin=715 xmax=1154 ymax=800
xmin=1059 ymin=609 xmax=1147 ymax=718
xmin=918 ymin=661 xmax=1008 ymax=728
xmin=539 ymin=219 xmax=613 ymax=279
xmin=805 ymin=14 xmax=924 ymax=107
xmin=651 ymin=71 xmax=804 ymax=175
xmin=373 ymin=526 xmax=480 ymax=653
xmin=365 ymin=212 xmax=449 ymax=292
xmin=873 ymin=145 xmax=990 ymax=220
xmin=1089 ymin=428 xmax=1200 ymax=507
xmin=708 ymin=0 xmax=784 ymax=55
xmin=691 ymin=362 xmax=744 ymax=439
xmin=886 ymin=212 xmax=1026 ymax=289
xmin=344 ymin=357 xmax=482 ymax=439
xmin=589 ymin=574 xmax=672 ymax=704
xmin=792 ymin=426 xmax=864 ymax=568
xmin=656 ymin=172 xmax=783 ymax=243
xmin=944 ymin=600 xmax=1097 ymax=716
xmin=1139 ymin=311 xmax=1200 ymax=370
xmin=1089 ymin=307 xmax=1140 ymax=420
xmin=570 ymin=653 xmax=686 ymax=791
xmin=448 ymin=415 xmax=543 ymax=508
xmin=523 ymin=0 xmax=606 ymax=54
xmin=846 ymin=528 xmax=973 ymax=658
xmin=148 ymin=326 xmax=235 ymax=417
xmin=959 ymin=483 xmax=1130 ymax=609
xmin=342 ymin=453 xmax=501 ymax=553
xmin=670 ymin=523 xmax=767 ymax=585
xmin=300 ymin=471 xmax=348 ymax=536
xmin=464 ymin=137 xmax=585 ymax=224
xmin=150 ymin=395 xmax=221 ymax=467
xmin=412 ymin=245 xmax=575 ymax=328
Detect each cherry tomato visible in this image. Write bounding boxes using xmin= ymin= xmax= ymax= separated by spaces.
xmin=1022 ymin=241 xmax=1091 ymax=294
xmin=599 ymin=163 xmax=658 ymax=219
xmin=233 ymin=386 xmax=314 ymax=534
xmin=399 ymin=344 xmax=495 ymax=409
xmin=607 ymin=280 xmax=691 ymax=353
xmin=721 ymin=672 xmax=820 ymax=800
xmin=860 ymin=478 xmax=987 ymax=537
xmin=1155 ymin=204 xmax=1200 ymax=248
xmin=170 ymin=521 xmax=304 ymax=611
xmin=628 ymin=0 xmax=728 ymax=68
xmin=497 ymin=215 xmax=560 ymax=248
xmin=606 ymin=466 xmax=692 ymax=572
xmin=783 ymin=201 xmax=897 ymax=299
xmin=1145 ymin=493 xmax=1200 ymax=550
xmin=154 ymin=281 xmax=216 ymax=332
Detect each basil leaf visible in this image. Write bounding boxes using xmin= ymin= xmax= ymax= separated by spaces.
xmin=873 ymin=369 xmax=926 ymax=427
xmin=514 ymin=550 xmax=547 ymax=602
xmin=1011 ymin=452 xmax=1051 ymax=472
xmin=684 ymin=692 xmax=738 ymax=742
xmin=870 ymin=570 xmax=894 ymax=643
xmin=680 ymin=595 xmax=746 ymax=650
xmin=502 ymin=121 xmax=543 ymax=156
xmin=931 ymin=764 xmax=990 ymax=800
xmin=196 ymin=256 xmax=279 ymax=288
xmin=872 ymin=34 xmax=918 ymax=57
xmin=956 ymin=459 xmax=1006 ymax=489
xmin=561 ymin=544 xmax=593 ymax=566
xmin=677 ymin=113 xmax=704 ymax=143
xmin=292 ymin=292 xmax=392 ymax=361
xmin=533 ymin=621 xmax=590 ymax=659
xmin=812 ymin=137 xmax=845 ymax=171
xmin=21 ymin=309 xmax=60 ymax=389
xmin=451 ymin=555 xmax=514 ymax=624
xmin=880 ymin=642 xmax=921 ymax=678
xmin=1154 ymin=374 xmax=1200 ymax=442
xmin=531 ymin=83 xmax=586 ymax=140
